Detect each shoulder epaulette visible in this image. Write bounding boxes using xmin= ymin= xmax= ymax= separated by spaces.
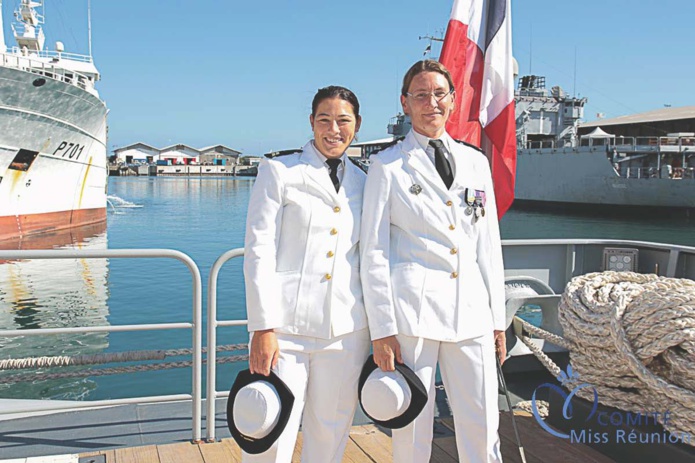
xmin=453 ymin=138 xmax=484 ymax=154
xmin=348 ymin=156 xmax=369 ymax=174
xmin=264 ymin=148 xmax=302 ymax=159
xmin=371 ymin=136 xmax=404 ymax=156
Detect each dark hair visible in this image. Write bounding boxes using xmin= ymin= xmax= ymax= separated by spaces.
xmin=311 ymin=85 xmax=360 ymax=118
xmin=401 ymin=60 xmax=455 ymax=96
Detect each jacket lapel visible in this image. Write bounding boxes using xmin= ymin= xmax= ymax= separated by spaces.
xmin=445 ymin=134 xmax=478 ymax=191
xmin=401 ymin=131 xmax=450 ymax=197
xmin=340 ymin=159 xmax=360 ymax=198
xmin=446 ymin=134 xmax=465 ymax=191
xmin=299 ymin=142 xmax=339 ymax=201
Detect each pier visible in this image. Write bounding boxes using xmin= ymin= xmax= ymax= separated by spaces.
xmin=108 ymin=164 xmax=258 ymax=177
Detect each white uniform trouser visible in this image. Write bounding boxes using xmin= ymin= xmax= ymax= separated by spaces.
xmin=393 ymin=333 xmax=502 ymax=463
xmin=242 ymin=329 xmax=370 ymax=463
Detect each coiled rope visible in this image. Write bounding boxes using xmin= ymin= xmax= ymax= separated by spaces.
xmin=516 ymin=271 xmax=695 ymax=441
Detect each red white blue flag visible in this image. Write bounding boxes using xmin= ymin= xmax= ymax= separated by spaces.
xmin=440 ymin=0 xmax=516 ymax=218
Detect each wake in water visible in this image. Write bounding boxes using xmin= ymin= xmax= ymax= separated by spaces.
xmin=107 ymin=195 xmax=143 ymax=214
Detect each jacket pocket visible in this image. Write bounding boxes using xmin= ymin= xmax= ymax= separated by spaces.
xmin=276 ymin=270 xmax=301 ymax=311
xmin=390 ymin=263 xmax=424 ymax=313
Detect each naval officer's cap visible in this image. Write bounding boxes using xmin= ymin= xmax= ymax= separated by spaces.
xmin=227 ymin=369 xmax=295 ymax=454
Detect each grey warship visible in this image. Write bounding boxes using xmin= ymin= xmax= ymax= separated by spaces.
xmin=515 ymin=75 xmax=695 ymax=210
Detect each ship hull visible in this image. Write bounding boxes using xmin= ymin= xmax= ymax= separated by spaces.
xmin=0 ymin=65 xmax=108 ymax=242
xmin=515 ymin=146 xmax=695 ymax=209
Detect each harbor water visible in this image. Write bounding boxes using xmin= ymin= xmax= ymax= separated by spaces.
xmin=0 ymin=176 xmax=693 ymax=402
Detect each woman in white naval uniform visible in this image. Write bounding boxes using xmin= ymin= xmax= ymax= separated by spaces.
xmin=360 ymin=60 xmax=506 ymax=462
xmin=243 ymin=86 xmax=370 ymax=463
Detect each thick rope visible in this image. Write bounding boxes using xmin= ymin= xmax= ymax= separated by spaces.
xmin=0 ymin=353 xmax=250 ymax=385
xmin=0 ymin=343 xmax=248 ymax=371
xmin=518 ymin=271 xmax=695 ymax=443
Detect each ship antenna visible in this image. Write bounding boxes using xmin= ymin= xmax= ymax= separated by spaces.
xmin=528 ymin=23 xmax=533 ymax=75
xmin=87 ymin=0 xmax=92 ymax=60
xmin=0 ymin=0 xmax=6 ymax=53
xmin=573 ymin=46 xmax=577 ymax=97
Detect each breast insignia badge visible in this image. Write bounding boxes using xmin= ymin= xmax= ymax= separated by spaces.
xmin=409 ymin=184 xmax=423 ymax=195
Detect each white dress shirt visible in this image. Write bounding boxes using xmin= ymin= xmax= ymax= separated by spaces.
xmin=410 ymin=130 xmax=457 ymax=179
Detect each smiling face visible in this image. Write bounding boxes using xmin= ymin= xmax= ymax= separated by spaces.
xmin=401 ymin=71 xmax=455 ymax=139
xmin=310 ymin=97 xmax=361 ymax=159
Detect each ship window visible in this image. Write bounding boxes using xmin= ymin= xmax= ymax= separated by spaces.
xmin=8 ymin=149 xmax=39 ymax=171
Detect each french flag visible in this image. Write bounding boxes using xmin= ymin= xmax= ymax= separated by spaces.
xmin=440 ymin=0 xmax=516 ymax=218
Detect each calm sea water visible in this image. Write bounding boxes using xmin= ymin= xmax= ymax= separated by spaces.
xmin=0 ymin=176 xmax=693 ymax=401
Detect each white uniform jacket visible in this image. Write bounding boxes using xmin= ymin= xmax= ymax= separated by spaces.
xmin=244 ymin=141 xmax=368 ymax=339
xmin=360 ymin=130 xmax=505 ymax=342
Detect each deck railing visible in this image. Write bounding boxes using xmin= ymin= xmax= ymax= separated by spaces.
xmin=0 ymin=249 xmax=204 ymax=442
xmin=524 ymin=135 xmax=695 ymax=154
xmin=2 ymin=240 xmax=695 ymax=444
xmin=0 ymin=51 xmax=94 ymax=91
xmin=206 ymin=248 xmax=247 ymax=441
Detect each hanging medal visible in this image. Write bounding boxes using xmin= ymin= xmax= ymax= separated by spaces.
xmin=464 ymin=188 xmax=475 ymax=216
xmin=474 ymin=189 xmax=487 ymax=219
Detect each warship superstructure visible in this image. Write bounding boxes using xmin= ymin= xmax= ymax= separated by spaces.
xmin=514 ymin=75 xmax=695 ymax=209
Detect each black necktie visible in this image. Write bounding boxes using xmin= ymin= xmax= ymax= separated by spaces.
xmin=326 ymin=158 xmax=341 ymax=192
xmin=429 ymin=139 xmax=453 ymax=189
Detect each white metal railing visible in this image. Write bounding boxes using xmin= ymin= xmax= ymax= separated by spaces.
xmin=524 ymin=136 xmax=695 ymax=153
xmin=0 ymin=51 xmax=95 ymax=91
xmin=4 ymin=241 xmax=695 ymax=445
xmin=6 ymin=45 xmax=93 ymax=63
xmin=206 ymin=248 xmax=246 ymax=442
xmin=0 ymin=248 xmax=204 ymax=442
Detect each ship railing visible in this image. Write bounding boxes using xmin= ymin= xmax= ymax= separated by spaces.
xmin=6 ymin=45 xmax=94 ymax=63
xmin=623 ymin=166 xmax=695 ymax=180
xmin=624 ymin=167 xmax=658 ymax=179
xmin=204 ymin=241 xmax=695 ymax=442
xmin=524 ymin=140 xmax=555 ymax=149
xmin=0 ymin=249 xmax=204 ymax=443
xmin=206 ymin=248 xmax=246 ymax=442
xmin=0 ymin=50 xmax=93 ymax=90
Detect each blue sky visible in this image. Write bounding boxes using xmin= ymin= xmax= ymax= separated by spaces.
xmin=2 ymin=0 xmax=694 ymax=155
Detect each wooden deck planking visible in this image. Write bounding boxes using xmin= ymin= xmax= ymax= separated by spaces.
xmin=157 ymin=441 xmax=205 ymax=463
xmin=290 ymin=432 xmax=303 ymax=461
xmin=342 ymin=438 xmax=372 ymax=463
xmin=430 ymin=420 xmax=459 ymax=463
xmin=498 ymin=412 xmax=615 ymax=463
xmin=113 ymin=444 xmax=160 ymax=463
xmin=198 ymin=438 xmax=241 ymax=463
xmin=442 ymin=412 xmax=616 ymax=463
xmin=349 ymin=424 xmax=392 ymax=462
xmin=78 ymin=414 xmax=617 ymax=463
